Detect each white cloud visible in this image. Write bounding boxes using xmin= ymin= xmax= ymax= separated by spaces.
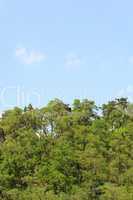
xmin=65 ymin=54 xmax=81 ymax=68
xmin=15 ymin=47 xmax=47 ymax=64
xmin=0 ymin=112 xmax=3 ymax=118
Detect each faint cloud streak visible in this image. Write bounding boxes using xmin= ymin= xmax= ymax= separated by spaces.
xmin=15 ymin=47 xmax=47 ymax=64
xmin=65 ymin=54 xmax=81 ymax=68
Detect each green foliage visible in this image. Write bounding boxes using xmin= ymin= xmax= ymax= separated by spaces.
xmin=0 ymin=98 xmax=132 ymax=199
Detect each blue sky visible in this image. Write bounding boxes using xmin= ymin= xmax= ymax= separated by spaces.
xmin=0 ymin=0 xmax=133 ymax=110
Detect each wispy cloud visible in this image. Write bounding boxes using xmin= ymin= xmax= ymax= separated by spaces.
xmin=128 ymin=56 xmax=133 ymax=65
xmin=65 ymin=54 xmax=81 ymax=68
xmin=15 ymin=47 xmax=47 ymax=64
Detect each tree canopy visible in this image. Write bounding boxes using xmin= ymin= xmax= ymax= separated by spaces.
xmin=0 ymin=98 xmax=132 ymax=199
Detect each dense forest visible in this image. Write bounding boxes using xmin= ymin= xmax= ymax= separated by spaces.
xmin=0 ymin=98 xmax=132 ymax=199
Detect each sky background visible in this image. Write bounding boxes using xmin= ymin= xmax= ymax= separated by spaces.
xmin=0 ymin=0 xmax=133 ymax=110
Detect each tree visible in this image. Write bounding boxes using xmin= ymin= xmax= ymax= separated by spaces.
xmin=0 ymin=98 xmax=132 ymax=199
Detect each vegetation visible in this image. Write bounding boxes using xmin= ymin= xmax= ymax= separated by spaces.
xmin=0 ymin=98 xmax=133 ymax=199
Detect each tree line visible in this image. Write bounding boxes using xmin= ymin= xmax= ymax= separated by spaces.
xmin=0 ymin=98 xmax=132 ymax=199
